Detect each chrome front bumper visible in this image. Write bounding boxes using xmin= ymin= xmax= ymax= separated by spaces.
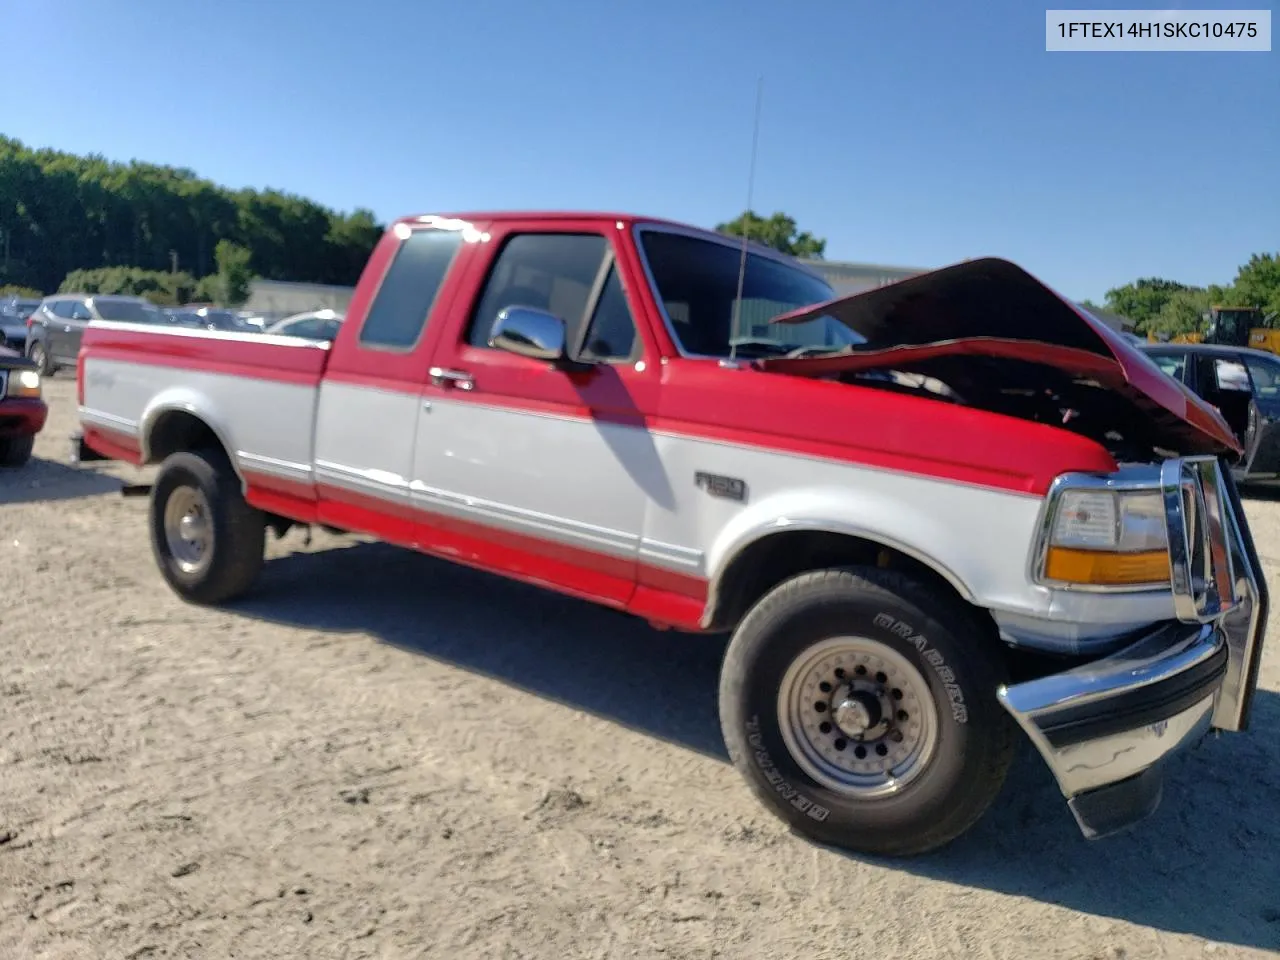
xmin=998 ymin=456 xmax=1269 ymax=839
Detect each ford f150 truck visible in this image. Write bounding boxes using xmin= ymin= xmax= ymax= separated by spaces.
xmin=73 ymin=212 xmax=1269 ymax=856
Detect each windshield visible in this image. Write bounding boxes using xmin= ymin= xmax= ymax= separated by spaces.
xmin=93 ymin=298 xmax=164 ymax=323
xmin=638 ymin=230 xmax=860 ymax=357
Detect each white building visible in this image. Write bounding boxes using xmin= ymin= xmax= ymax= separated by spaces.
xmin=799 ymin=257 xmax=927 ymax=296
xmin=243 ymin=279 xmax=356 ymax=316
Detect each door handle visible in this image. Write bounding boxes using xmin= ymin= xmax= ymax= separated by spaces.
xmin=64 ymin=326 xmax=71 ymax=332
xmin=428 ymin=366 xmax=474 ymax=391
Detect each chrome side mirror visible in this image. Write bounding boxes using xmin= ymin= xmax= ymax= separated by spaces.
xmin=489 ymin=306 xmax=566 ymax=361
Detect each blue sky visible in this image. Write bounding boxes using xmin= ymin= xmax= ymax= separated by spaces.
xmin=4 ymin=0 xmax=1276 ymax=301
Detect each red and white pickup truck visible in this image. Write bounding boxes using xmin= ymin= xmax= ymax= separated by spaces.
xmin=73 ymin=211 xmax=1268 ymax=856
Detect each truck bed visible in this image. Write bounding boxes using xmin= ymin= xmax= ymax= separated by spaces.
xmin=78 ymin=320 xmax=331 ymax=495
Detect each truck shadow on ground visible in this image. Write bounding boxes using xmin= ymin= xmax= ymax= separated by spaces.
xmin=0 ymin=457 xmax=123 ymax=505
xmin=234 ymin=539 xmax=1280 ymax=951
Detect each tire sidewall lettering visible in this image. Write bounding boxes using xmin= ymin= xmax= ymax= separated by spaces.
xmin=745 ymin=715 xmax=831 ymax=822
xmin=871 ymin=612 xmax=969 ymax=724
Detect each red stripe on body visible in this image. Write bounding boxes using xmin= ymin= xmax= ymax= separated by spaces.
xmin=239 ymin=469 xmax=708 ymax=630
xmin=82 ymin=424 xmax=142 ymax=464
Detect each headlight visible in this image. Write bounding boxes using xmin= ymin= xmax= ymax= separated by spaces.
xmin=1039 ymin=488 xmax=1169 ymax=588
xmin=5 ymin=369 xmax=41 ymax=399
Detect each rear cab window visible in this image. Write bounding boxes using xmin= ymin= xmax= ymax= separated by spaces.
xmin=358 ymin=227 xmax=466 ymax=352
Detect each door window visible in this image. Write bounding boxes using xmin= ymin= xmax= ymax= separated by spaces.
xmin=1213 ymin=357 xmax=1252 ymax=392
xmin=466 ymin=233 xmax=608 ymax=350
xmin=1242 ymin=355 xmax=1280 ymax=399
xmin=1150 ymin=352 xmax=1188 ymax=382
xmin=578 ymin=266 xmax=640 ymax=362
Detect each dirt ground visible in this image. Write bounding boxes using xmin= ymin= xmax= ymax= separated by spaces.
xmin=2 ymin=378 xmax=1278 ymax=960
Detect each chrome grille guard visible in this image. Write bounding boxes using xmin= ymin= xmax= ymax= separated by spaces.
xmin=1161 ymin=456 xmax=1269 ymax=732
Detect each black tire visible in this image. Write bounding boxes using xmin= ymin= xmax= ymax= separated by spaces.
xmin=149 ymin=447 xmax=265 ymax=604
xmin=0 ymin=435 xmax=35 ymax=467
xmin=719 ymin=566 xmax=1017 ymax=857
xmin=26 ymin=341 xmax=53 ymax=377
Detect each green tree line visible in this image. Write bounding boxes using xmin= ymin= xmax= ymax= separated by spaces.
xmin=0 ymin=135 xmax=384 ymax=299
xmin=1099 ymin=255 xmax=1280 ymax=337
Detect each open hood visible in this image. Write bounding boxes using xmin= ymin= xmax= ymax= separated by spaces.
xmin=760 ymin=257 xmax=1241 ymax=460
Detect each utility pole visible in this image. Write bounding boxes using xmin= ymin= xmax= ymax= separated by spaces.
xmin=169 ymin=249 xmax=178 ymax=274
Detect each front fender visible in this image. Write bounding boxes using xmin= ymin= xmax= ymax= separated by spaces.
xmin=704 ymin=483 xmax=1049 ymax=620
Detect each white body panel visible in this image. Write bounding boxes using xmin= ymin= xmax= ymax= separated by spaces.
xmin=78 ymin=336 xmax=1178 ymax=649
xmin=412 ymin=397 xmax=650 ymax=562
xmin=313 ymin=381 xmax=419 ymax=505
xmin=81 ymin=355 xmax=319 ymax=484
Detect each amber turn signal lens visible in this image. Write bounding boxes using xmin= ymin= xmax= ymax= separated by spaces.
xmin=1044 ymin=547 xmax=1170 ymax=586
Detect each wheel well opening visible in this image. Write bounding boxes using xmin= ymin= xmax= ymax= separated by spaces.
xmin=147 ymin=411 xmax=225 ymax=464
xmin=709 ymin=531 xmax=978 ymax=633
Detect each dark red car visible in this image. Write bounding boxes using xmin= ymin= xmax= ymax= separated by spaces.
xmin=0 ymin=344 xmax=47 ymax=467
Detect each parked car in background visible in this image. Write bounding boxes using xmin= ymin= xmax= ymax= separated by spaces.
xmin=234 ymin=311 xmax=269 ymax=332
xmin=1141 ymin=341 xmax=1280 ymax=487
xmin=26 ymin=294 xmax=166 ymax=375
xmin=168 ymin=306 xmax=257 ymax=332
xmin=0 ymin=296 xmax=41 ymax=352
xmin=264 ymin=308 xmax=343 ymax=341
xmin=0 ymin=344 xmax=47 ymax=467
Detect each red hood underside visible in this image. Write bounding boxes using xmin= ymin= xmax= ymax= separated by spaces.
xmin=761 ymin=257 xmax=1241 ymax=458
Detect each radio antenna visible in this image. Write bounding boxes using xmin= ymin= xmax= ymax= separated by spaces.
xmin=729 ymin=76 xmax=764 ymax=362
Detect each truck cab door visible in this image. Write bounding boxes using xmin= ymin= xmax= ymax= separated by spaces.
xmin=310 ymin=223 xmax=472 ymax=544
xmin=412 ymin=222 xmax=663 ymax=606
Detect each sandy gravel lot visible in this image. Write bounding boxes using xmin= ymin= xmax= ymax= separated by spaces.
xmin=2 ymin=378 xmax=1278 ymax=960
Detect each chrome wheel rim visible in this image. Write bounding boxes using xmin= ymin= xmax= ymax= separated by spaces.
xmin=778 ymin=636 xmax=940 ymax=799
xmin=163 ymin=485 xmax=213 ymax=575
xmin=30 ymin=344 xmax=44 ymax=367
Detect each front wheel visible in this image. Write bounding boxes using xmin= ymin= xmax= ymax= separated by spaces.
xmin=149 ymin=448 xmax=265 ymax=604
xmin=0 ymin=435 xmax=35 ymax=467
xmin=719 ymin=566 xmax=1017 ymax=857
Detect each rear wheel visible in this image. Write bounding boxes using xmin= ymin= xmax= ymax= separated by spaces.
xmin=149 ymin=448 xmax=265 ymax=604
xmin=0 ymin=435 xmax=35 ymax=467
xmin=719 ymin=566 xmax=1017 ymax=857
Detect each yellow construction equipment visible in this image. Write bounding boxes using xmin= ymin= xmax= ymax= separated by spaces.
xmin=1148 ymin=306 xmax=1276 ymax=352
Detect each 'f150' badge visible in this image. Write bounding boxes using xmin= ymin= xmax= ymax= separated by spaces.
xmin=695 ymin=471 xmax=747 ymax=503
